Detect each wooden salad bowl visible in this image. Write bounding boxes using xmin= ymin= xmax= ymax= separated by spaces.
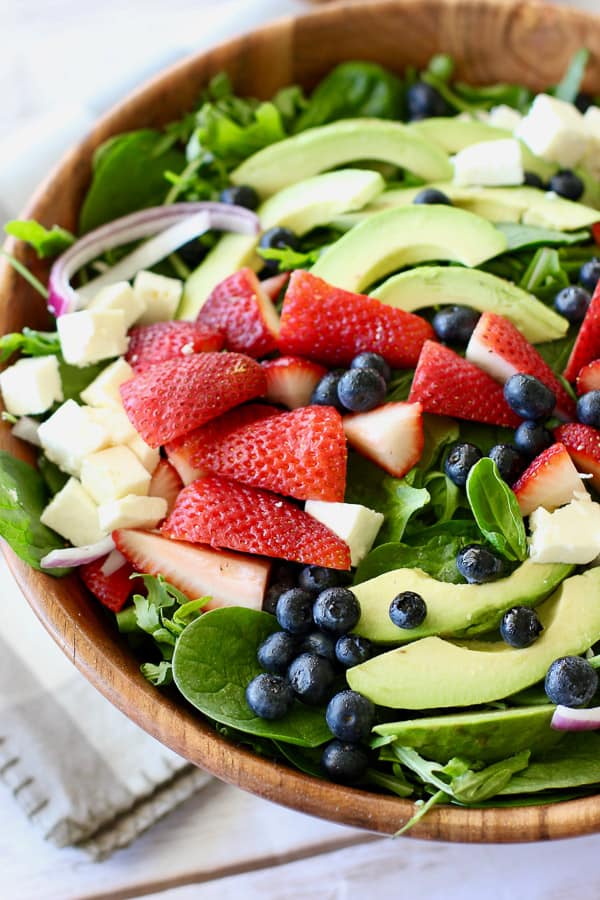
xmin=3 ymin=0 xmax=600 ymax=842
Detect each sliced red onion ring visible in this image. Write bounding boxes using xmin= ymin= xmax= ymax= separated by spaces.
xmin=100 ymin=548 xmax=127 ymax=577
xmin=48 ymin=203 xmax=259 ymax=316
xmin=41 ymin=536 xmax=115 ymax=569
xmin=12 ymin=416 xmax=41 ymax=446
xmin=551 ymin=705 xmax=600 ymax=731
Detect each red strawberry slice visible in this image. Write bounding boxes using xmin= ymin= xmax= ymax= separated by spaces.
xmin=261 ymin=272 xmax=290 ymax=301
xmin=512 ymin=442 xmax=583 ymax=516
xmin=592 ymin=222 xmax=600 ymax=246
xmin=576 ymin=360 xmax=600 ymax=395
xmin=343 ymin=402 xmax=424 ymax=477
xmin=408 ymin=341 xmax=521 ymax=427
xmin=196 ymin=268 xmax=280 ymax=358
xmin=149 ymin=460 xmax=183 ymax=515
xmin=262 ymin=356 xmax=328 ymax=409
xmin=555 ymin=423 xmax=600 ymax=491
xmin=125 ymin=321 xmax=223 ymax=373
xmin=162 ymin=475 xmax=351 ymax=569
xmin=113 ymin=528 xmax=271 ymax=608
xmin=466 ymin=311 xmax=575 ymax=419
xmin=564 ymin=281 xmax=600 ymax=382
xmin=120 ymin=352 xmax=266 ymax=447
xmin=278 ymin=270 xmax=434 ymax=368
xmin=80 ymin=554 xmax=134 ymax=612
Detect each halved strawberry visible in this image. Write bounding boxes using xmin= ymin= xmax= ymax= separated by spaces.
xmin=592 ymin=222 xmax=600 ymax=246
xmin=149 ymin=460 xmax=183 ymax=515
xmin=262 ymin=356 xmax=328 ymax=409
xmin=408 ymin=341 xmax=521 ymax=427
xmin=512 ymin=442 xmax=583 ymax=516
xmin=113 ymin=528 xmax=271 ymax=609
xmin=120 ymin=352 xmax=266 ymax=447
xmin=196 ymin=268 xmax=280 ymax=358
xmin=555 ymin=423 xmax=600 ymax=491
xmin=466 ymin=311 xmax=575 ymax=419
xmin=343 ymin=402 xmax=424 ymax=477
xmin=576 ymin=360 xmax=600 ymax=395
xmin=125 ymin=321 xmax=224 ymax=373
xmin=564 ymin=281 xmax=600 ymax=382
xmin=80 ymin=555 xmax=134 ymax=612
xmin=278 ymin=270 xmax=434 ymax=368
xmin=162 ymin=475 xmax=351 ymax=570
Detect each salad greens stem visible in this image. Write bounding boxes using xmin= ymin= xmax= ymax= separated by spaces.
xmin=0 ymin=250 xmax=49 ymax=300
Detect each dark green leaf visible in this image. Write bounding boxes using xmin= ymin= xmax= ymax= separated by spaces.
xmin=4 ymin=220 xmax=75 ymax=258
xmin=554 ymin=48 xmax=590 ymax=103
xmin=0 ymin=328 xmax=60 ymax=363
xmin=496 ymin=223 xmax=589 ymax=253
xmin=37 ymin=454 xmax=69 ymax=495
xmin=466 ymin=458 xmax=528 ymax=561
xmin=499 ymin=732 xmax=600 ymax=794
xmin=58 ymin=360 xmax=106 ymax=402
xmin=535 ymin=331 xmax=577 ymax=374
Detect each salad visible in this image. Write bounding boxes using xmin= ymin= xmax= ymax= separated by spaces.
xmin=4 ymin=51 xmax=600 ymax=831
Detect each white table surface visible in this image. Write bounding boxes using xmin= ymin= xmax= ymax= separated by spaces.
xmin=3 ymin=1 xmax=600 ymax=897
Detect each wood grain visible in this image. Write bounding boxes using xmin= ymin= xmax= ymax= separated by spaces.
xmin=2 ymin=0 xmax=600 ymax=843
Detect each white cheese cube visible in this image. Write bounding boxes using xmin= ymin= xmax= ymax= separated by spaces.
xmin=134 ymin=271 xmax=182 ymax=325
xmin=127 ymin=433 xmax=160 ymax=473
xmin=88 ymin=281 xmax=147 ymax=329
xmin=81 ymin=446 xmax=151 ymax=504
xmin=529 ymin=492 xmax=600 ymax=564
xmin=488 ymin=105 xmax=523 ymax=131
xmin=87 ymin=406 xmax=137 ymax=444
xmin=0 ymin=355 xmax=62 ymax=416
xmin=453 ymin=138 xmax=524 ymax=187
xmin=57 ymin=309 xmax=129 ymax=366
xmin=38 ymin=399 xmax=111 ymax=476
xmin=98 ymin=494 xmax=167 ymax=531
xmin=80 ymin=357 xmax=134 ymax=408
xmin=304 ymin=500 xmax=384 ymax=567
xmin=583 ymin=106 xmax=600 ymax=178
xmin=515 ymin=94 xmax=588 ymax=168
xmin=40 ymin=477 xmax=106 ymax=546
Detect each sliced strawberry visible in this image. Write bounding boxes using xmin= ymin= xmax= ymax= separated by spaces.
xmin=80 ymin=555 xmax=134 ymax=613
xmin=113 ymin=528 xmax=271 ymax=609
xmin=343 ymin=402 xmax=424 ymax=477
xmin=260 ymin=272 xmax=290 ymax=302
xmin=125 ymin=321 xmax=223 ymax=373
xmin=278 ymin=270 xmax=434 ymax=368
xmin=120 ymin=352 xmax=266 ymax=447
xmin=564 ymin=281 xmax=600 ymax=382
xmin=512 ymin=442 xmax=583 ymax=516
xmin=466 ymin=311 xmax=575 ymax=419
xmin=592 ymin=222 xmax=600 ymax=246
xmin=576 ymin=360 xmax=600 ymax=395
xmin=149 ymin=460 xmax=183 ymax=515
xmin=555 ymin=423 xmax=600 ymax=491
xmin=408 ymin=341 xmax=521 ymax=427
xmin=196 ymin=268 xmax=280 ymax=358
xmin=162 ymin=476 xmax=351 ymax=569
xmin=262 ymin=356 xmax=328 ymax=409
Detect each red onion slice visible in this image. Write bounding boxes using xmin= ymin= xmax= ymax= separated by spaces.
xmin=551 ymin=704 xmax=600 ymax=731
xmin=41 ymin=536 xmax=115 ymax=569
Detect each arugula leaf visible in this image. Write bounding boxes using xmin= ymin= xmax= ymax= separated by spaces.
xmin=257 ymin=245 xmax=324 ymax=272
xmin=366 ymin=767 xmax=413 ymax=798
xmin=0 ymin=250 xmax=49 ymax=300
xmin=499 ymin=732 xmax=600 ymax=794
xmin=0 ymin=328 xmax=60 ymax=363
xmin=496 ymin=223 xmax=590 ymax=253
xmin=466 ymin=458 xmax=528 ymax=561
xmin=4 ymin=220 xmax=75 ymax=258
xmin=141 ymin=661 xmax=173 ymax=686
xmin=554 ymin=48 xmax=590 ymax=103
xmin=451 ymin=751 xmax=531 ymax=803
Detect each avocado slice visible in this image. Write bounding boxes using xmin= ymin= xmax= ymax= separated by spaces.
xmin=178 ymin=168 xmax=384 ymax=319
xmin=353 ymin=559 xmax=572 ymax=644
xmin=370 ymin=266 xmax=568 ymax=343
xmin=230 ymin=119 xmax=453 ymax=197
xmin=347 ymin=568 xmax=600 ymax=709
xmin=310 ymin=205 xmax=507 ymax=292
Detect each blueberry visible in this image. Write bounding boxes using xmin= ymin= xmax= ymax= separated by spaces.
xmin=335 ymin=634 xmax=373 ymax=668
xmin=176 ymin=238 xmax=207 ymax=268
xmin=513 ymin=420 xmax=554 ymax=458
xmin=545 ymin=656 xmax=599 ymax=707
xmin=298 ymin=565 xmax=347 ymax=595
xmin=548 ymin=169 xmax=584 ymax=202
xmin=219 ymin=184 xmax=259 ymax=210
xmin=456 ymin=544 xmax=504 ymax=584
xmin=413 ymin=187 xmax=453 ymax=206
xmin=575 ymin=92 xmax=594 ymax=114
xmin=523 ymin=171 xmax=545 ymax=189
xmin=444 ymin=442 xmax=483 ymax=487
xmin=287 ymin=652 xmax=336 ymax=705
xmin=263 ymin=580 xmax=296 ymax=615
xmin=246 ymin=673 xmax=294 ymax=719
xmin=350 ymin=352 xmax=391 ymax=384
xmin=554 ymin=285 xmax=591 ymax=324
xmin=257 ymin=631 xmax=300 ymax=673
xmin=337 ymin=368 xmax=387 ymax=412
xmin=488 ymin=444 xmax=528 ymax=485
xmin=407 ymin=82 xmax=452 ymax=120
xmin=275 ymin=588 xmax=314 ymax=635
xmin=433 ymin=306 xmax=481 ymax=345
xmin=259 ymin=226 xmax=301 ymax=274
xmin=300 ymin=631 xmax=336 ymax=662
xmin=310 ymin=371 xmax=345 ymax=411
xmin=577 ymin=390 xmax=600 ymax=429
xmin=389 ymin=591 xmax=427 ymax=629
xmin=580 ymin=258 xmax=600 ymax=294
xmin=325 ymin=690 xmax=375 ymax=743
xmin=503 ymin=374 xmax=556 ymax=421
xmin=500 ymin=606 xmax=543 ymax=648
xmin=313 ymin=587 xmax=360 ymax=635
xmin=321 ymin=740 xmax=369 ymax=783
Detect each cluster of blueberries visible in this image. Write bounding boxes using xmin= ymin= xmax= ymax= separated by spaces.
xmin=311 ymin=351 xmax=392 ymax=414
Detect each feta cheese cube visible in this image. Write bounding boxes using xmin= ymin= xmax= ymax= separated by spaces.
xmin=98 ymin=494 xmax=167 ymax=531
xmin=38 ymin=400 xmax=111 ymax=476
xmin=88 ymin=281 xmax=147 ymax=329
xmin=453 ymin=139 xmax=524 ymax=187
xmin=134 ymin=271 xmax=182 ymax=325
xmin=304 ymin=500 xmax=384 ymax=566
xmin=529 ymin=492 xmax=600 ymax=564
xmin=81 ymin=446 xmax=151 ymax=504
xmin=57 ymin=309 xmax=128 ymax=366
xmin=127 ymin=433 xmax=160 ymax=473
xmin=488 ymin=105 xmax=523 ymax=132
xmin=515 ymin=94 xmax=588 ymax=168
xmin=80 ymin=357 xmax=134 ymax=408
xmin=87 ymin=406 xmax=137 ymax=444
xmin=0 ymin=355 xmax=62 ymax=415
xmin=40 ymin=477 xmax=106 ymax=546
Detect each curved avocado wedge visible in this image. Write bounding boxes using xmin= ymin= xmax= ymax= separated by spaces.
xmin=310 ymin=205 xmax=507 ymax=292
xmin=230 ymin=119 xmax=452 ymax=197
xmin=353 ymin=559 xmax=572 ymax=643
xmin=178 ymin=168 xmax=384 ymax=319
xmin=370 ymin=266 xmax=568 ymax=344
xmin=347 ymin=568 xmax=600 ymax=709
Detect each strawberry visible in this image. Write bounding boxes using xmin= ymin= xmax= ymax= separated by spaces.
xmin=555 ymin=423 xmax=600 ymax=491
xmin=125 ymin=321 xmax=223 ymax=373
xmin=196 ymin=268 xmax=280 ymax=358
xmin=120 ymin=352 xmax=266 ymax=447
xmin=343 ymin=402 xmax=424 ymax=477
xmin=162 ymin=475 xmax=351 ymax=569
xmin=278 ymin=270 xmax=434 ymax=368
xmin=80 ymin=554 xmax=134 ymax=612
xmin=260 ymin=272 xmax=290 ymax=302
xmin=563 ymin=281 xmax=600 ymax=382
xmin=262 ymin=356 xmax=328 ymax=409
xmin=512 ymin=442 xmax=583 ymax=516
xmin=149 ymin=460 xmax=183 ymax=515
xmin=592 ymin=222 xmax=600 ymax=246
xmin=168 ymin=405 xmax=346 ymax=502
xmin=576 ymin=360 xmax=600 ymax=395
xmin=408 ymin=341 xmax=521 ymax=427
xmin=466 ymin=311 xmax=575 ymax=419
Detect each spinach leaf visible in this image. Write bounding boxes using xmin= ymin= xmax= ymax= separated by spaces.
xmin=385 ymin=370 xmax=414 ymax=402
xmin=419 ymin=415 xmax=460 ymax=472
xmin=554 ymin=48 xmax=590 ymax=103
xmin=535 ymin=331 xmax=577 ymax=374
xmin=0 ymin=328 xmax=60 ymax=363
xmin=58 ymin=360 xmax=106 ymax=402
xmin=466 ymin=458 xmax=527 ymax=561
xmin=496 ymin=223 xmax=589 ymax=253
xmin=172 ymin=607 xmax=331 ymax=747
xmin=499 ymin=732 xmax=600 ymax=794
xmin=37 ymin=454 xmax=69 ymax=495
xmin=4 ymin=220 xmax=75 ymax=258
